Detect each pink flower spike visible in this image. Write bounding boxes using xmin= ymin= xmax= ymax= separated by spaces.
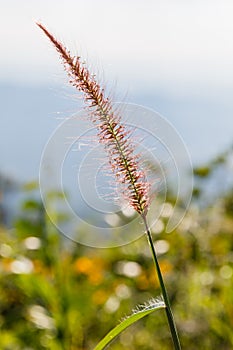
xmin=37 ymin=22 xmax=151 ymax=217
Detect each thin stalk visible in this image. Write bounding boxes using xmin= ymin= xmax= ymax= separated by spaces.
xmin=142 ymin=215 xmax=181 ymax=350
xmin=37 ymin=23 xmax=181 ymax=347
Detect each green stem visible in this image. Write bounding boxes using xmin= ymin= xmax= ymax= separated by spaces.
xmin=142 ymin=215 xmax=181 ymax=350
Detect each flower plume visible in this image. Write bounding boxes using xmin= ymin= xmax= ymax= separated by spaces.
xmin=37 ymin=23 xmax=150 ymax=216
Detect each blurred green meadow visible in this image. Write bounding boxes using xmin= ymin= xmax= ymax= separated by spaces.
xmin=0 ymin=149 xmax=233 ymax=350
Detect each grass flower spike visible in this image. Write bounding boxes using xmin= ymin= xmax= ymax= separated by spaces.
xmin=36 ymin=22 xmax=150 ymax=217
xmin=37 ymin=23 xmax=181 ymax=349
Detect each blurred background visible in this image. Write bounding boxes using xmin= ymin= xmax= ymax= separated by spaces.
xmin=0 ymin=1 xmax=233 ymax=349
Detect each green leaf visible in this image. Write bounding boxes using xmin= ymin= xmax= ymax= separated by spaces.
xmin=193 ymin=166 xmax=211 ymax=178
xmin=22 ymin=181 xmax=39 ymax=191
xmin=21 ymin=199 xmax=42 ymax=211
xmin=94 ymin=298 xmax=165 ymax=350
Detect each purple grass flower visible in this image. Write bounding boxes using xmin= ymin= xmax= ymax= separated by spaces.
xmin=37 ymin=23 xmax=151 ymax=217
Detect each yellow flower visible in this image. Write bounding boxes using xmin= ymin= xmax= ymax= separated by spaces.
xmin=92 ymin=290 xmax=108 ymax=305
xmin=74 ymin=257 xmax=93 ymax=274
xmin=74 ymin=257 xmax=106 ymax=285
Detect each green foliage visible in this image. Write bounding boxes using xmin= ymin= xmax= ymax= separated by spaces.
xmin=0 ymin=174 xmax=233 ymax=349
xmin=193 ymin=166 xmax=211 ymax=177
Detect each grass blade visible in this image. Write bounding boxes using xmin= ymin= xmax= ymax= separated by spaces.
xmin=94 ymin=298 xmax=165 ymax=350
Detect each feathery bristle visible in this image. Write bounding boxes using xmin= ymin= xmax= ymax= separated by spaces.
xmin=37 ymin=23 xmax=151 ymax=216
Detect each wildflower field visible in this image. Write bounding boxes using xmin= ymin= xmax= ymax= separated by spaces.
xmin=1 ymin=152 xmax=233 ymax=349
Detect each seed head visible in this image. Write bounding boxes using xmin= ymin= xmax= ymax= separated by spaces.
xmin=37 ymin=23 xmax=151 ymax=217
